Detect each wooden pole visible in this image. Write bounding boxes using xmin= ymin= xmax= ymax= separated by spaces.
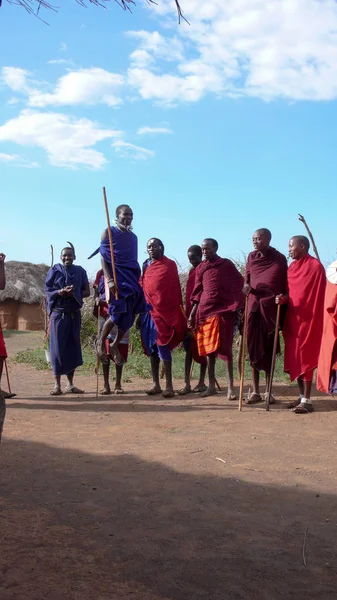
xmin=95 ymin=304 xmax=100 ymax=399
xmin=103 ymin=187 xmax=119 ymax=299
xmin=265 ymin=303 xmax=281 ymax=411
xmin=298 ymin=214 xmax=320 ymax=262
xmin=239 ymin=296 xmax=249 ymax=411
xmin=4 ymin=359 xmax=11 ymax=394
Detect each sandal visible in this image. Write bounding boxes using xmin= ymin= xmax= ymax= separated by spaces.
xmin=50 ymin=386 xmax=62 ymax=396
xmin=64 ymin=386 xmax=84 ymax=394
xmin=263 ymin=392 xmax=276 ymax=405
xmin=193 ymin=384 xmax=207 ymax=393
xmin=292 ymin=402 xmax=314 ymax=414
xmin=114 ymin=387 xmax=125 ymax=395
xmin=244 ymin=392 xmax=263 ymax=404
xmin=162 ymin=389 xmax=175 ymax=399
xmin=200 ymin=387 xmax=217 ymax=398
xmin=146 ymin=386 xmax=162 ymax=396
xmin=0 ymin=390 xmax=17 ymax=399
xmin=287 ymin=397 xmax=302 ymax=409
xmin=177 ymin=386 xmax=192 ymax=396
xmin=100 ymin=388 xmax=112 ymax=396
xmin=227 ymin=393 xmax=237 ymax=401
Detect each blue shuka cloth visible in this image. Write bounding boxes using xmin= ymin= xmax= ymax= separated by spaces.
xmin=89 ymin=227 xmax=149 ymax=332
xmin=45 ymin=264 xmax=88 ymax=376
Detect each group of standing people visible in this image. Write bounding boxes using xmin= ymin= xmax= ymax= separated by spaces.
xmin=42 ymin=204 xmax=337 ymax=416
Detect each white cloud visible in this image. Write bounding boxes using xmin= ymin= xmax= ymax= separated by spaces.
xmin=112 ymin=140 xmax=155 ymax=160
xmin=28 ymin=68 xmax=124 ymax=108
xmin=1 ymin=67 xmax=30 ymax=93
xmin=0 ymin=152 xmax=39 ymax=168
xmin=60 ymin=42 xmax=67 ymax=52
xmin=127 ymin=0 xmax=337 ymax=102
xmin=0 ymin=153 xmax=17 ymax=162
xmin=127 ymin=30 xmax=183 ymax=63
xmin=2 ymin=66 xmax=124 ymax=108
xmin=137 ymin=126 xmax=173 ymax=135
xmin=0 ymin=109 xmax=122 ymax=169
xmin=48 ymin=59 xmax=74 ymax=66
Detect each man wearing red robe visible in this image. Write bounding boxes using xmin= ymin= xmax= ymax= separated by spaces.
xmin=178 ymin=245 xmax=207 ymax=396
xmin=189 ymin=238 xmax=244 ymax=398
xmin=276 ymin=236 xmax=326 ymax=414
xmin=317 ymin=260 xmax=337 ymax=396
xmin=140 ymin=238 xmax=186 ymax=398
xmin=243 ymin=229 xmax=288 ymax=404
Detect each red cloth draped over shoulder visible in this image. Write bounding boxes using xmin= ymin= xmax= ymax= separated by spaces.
xmin=0 ymin=324 xmax=7 ymax=358
xmin=141 ymin=256 xmax=186 ymax=348
xmin=283 ymin=254 xmax=326 ymax=381
xmin=245 ymin=247 xmax=288 ymax=370
xmin=317 ymin=281 xmax=337 ymax=394
xmin=191 ymin=257 xmax=244 ymax=327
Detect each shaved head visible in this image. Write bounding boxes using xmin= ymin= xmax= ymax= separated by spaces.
xmin=255 ymin=228 xmax=272 ymax=242
xmin=290 ymin=235 xmax=310 ymax=251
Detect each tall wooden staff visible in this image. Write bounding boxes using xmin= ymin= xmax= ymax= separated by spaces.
xmin=239 ymin=295 xmax=249 ymax=411
xmin=95 ymin=304 xmax=101 ymax=399
xmin=298 ymin=214 xmax=321 ymax=262
xmin=265 ymin=304 xmax=281 ymax=411
xmin=103 ymin=187 xmax=119 ymax=299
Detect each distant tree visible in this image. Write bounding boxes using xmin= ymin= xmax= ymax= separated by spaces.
xmin=2 ymin=0 xmax=188 ymax=23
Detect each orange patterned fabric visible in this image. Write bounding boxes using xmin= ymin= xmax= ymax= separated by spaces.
xmin=197 ymin=315 xmax=220 ymax=357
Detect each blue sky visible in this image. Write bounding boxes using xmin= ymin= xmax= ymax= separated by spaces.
xmin=1 ymin=0 xmax=336 ymax=279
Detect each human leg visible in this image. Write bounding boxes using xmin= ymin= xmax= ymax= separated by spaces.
xmin=226 ymin=360 xmax=236 ymax=399
xmin=114 ymin=364 xmax=124 ymax=394
xmin=178 ymin=345 xmax=192 ymax=395
xmin=245 ymin=367 xmax=263 ymax=403
xmin=194 ymin=362 xmax=207 ymax=393
xmin=64 ymin=370 xmax=84 ymax=394
xmin=292 ymin=374 xmax=314 ymax=413
xmin=146 ymin=348 xmax=162 ymax=395
xmin=201 ymin=354 xmax=217 ymax=397
xmin=101 ymin=362 xmax=111 ymax=395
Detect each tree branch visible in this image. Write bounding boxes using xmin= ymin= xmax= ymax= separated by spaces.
xmin=3 ymin=0 xmax=188 ymax=23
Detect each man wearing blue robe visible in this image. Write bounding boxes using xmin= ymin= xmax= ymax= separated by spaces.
xmin=89 ymin=204 xmax=148 ymax=366
xmin=45 ymin=244 xmax=90 ymax=395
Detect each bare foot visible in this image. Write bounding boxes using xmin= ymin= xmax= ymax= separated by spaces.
xmin=200 ymin=386 xmax=217 ymax=398
xmin=162 ymin=388 xmax=175 ymax=398
xmin=146 ymin=384 xmax=162 ymax=396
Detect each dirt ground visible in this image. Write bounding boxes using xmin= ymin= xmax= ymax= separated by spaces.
xmin=1 ymin=333 xmax=337 ymax=600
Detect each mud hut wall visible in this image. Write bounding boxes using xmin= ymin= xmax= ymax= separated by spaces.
xmin=17 ymin=302 xmax=45 ymax=331
xmin=0 ymin=299 xmax=18 ymax=330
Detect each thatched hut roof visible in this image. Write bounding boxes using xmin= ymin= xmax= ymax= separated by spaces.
xmin=0 ymin=261 xmax=49 ymax=305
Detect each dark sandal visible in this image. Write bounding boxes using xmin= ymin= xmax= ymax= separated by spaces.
xmin=64 ymin=386 xmax=84 ymax=394
xmin=292 ymin=403 xmax=314 ymax=414
xmin=162 ymin=390 xmax=175 ymax=398
xmin=100 ymin=389 xmax=112 ymax=396
xmin=244 ymin=392 xmax=263 ymax=404
xmin=193 ymin=384 xmax=207 ymax=393
xmin=146 ymin=387 xmax=162 ymax=396
xmin=287 ymin=397 xmax=302 ymax=409
xmin=177 ymin=386 xmax=192 ymax=396
xmin=264 ymin=393 xmax=276 ymax=405
xmin=50 ymin=386 xmax=62 ymax=396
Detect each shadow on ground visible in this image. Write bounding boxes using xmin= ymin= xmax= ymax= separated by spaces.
xmin=1 ymin=436 xmax=336 ymax=600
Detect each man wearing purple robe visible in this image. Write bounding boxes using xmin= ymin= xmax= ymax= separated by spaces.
xmin=90 ymin=205 xmax=148 ymax=366
xmin=45 ymin=243 xmax=90 ymax=396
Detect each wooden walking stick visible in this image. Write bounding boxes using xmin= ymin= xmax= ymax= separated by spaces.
xmin=298 ymin=214 xmax=320 ymax=262
xmin=103 ymin=186 xmax=119 ymax=300
xmin=239 ymin=295 xmax=249 ymax=412
xmin=265 ymin=303 xmax=281 ymax=411
xmin=4 ymin=359 xmax=12 ymax=394
xmin=95 ymin=303 xmax=101 ymax=399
